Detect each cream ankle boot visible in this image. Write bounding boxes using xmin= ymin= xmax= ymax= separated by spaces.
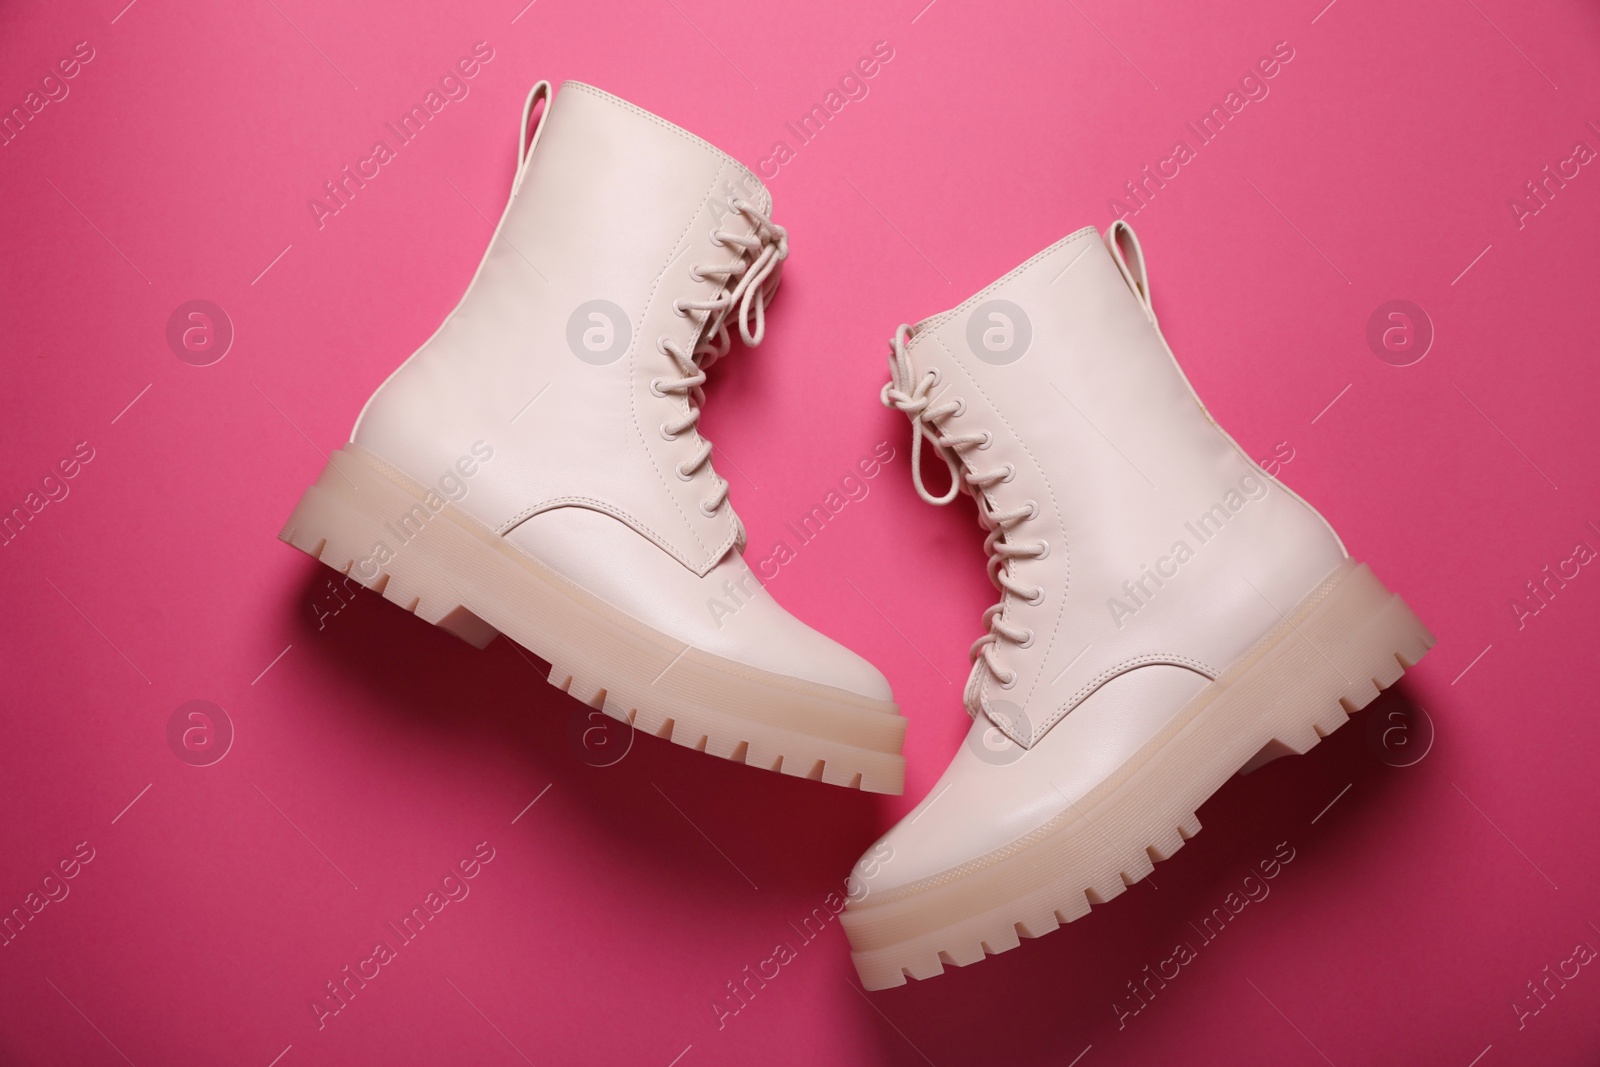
xmin=280 ymin=81 xmax=905 ymax=793
xmin=842 ymin=222 xmax=1432 ymax=984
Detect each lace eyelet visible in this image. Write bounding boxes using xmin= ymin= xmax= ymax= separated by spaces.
xmin=1001 ymin=463 xmax=1017 ymax=483
xmin=709 ymin=230 xmax=726 ymax=247
xmin=1024 ymin=586 xmax=1045 ymax=607
xmin=699 ymin=500 xmax=718 ymax=517
xmin=1016 ymin=629 xmax=1036 ymax=650
xmin=977 ymin=430 xmax=994 ymax=450
xmin=675 ymin=464 xmax=694 ymax=482
xmin=649 ymin=378 xmax=666 ymax=398
xmin=1033 ymin=539 xmax=1050 ymax=561
xmin=998 ymin=671 xmax=1018 ymax=690
xmin=689 ymin=266 xmax=706 ymax=282
xmin=926 ymin=368 xmax=942 ymax=387
xmin=951 ymin=397 xmax=967 ymax=417
xmin=672 ymin=301 xmax=688 ymax=317
xmin=660 ymin=423 xmax=678 ymax=441
xmin=1023 ymin=499 xmax=1039 ymax=520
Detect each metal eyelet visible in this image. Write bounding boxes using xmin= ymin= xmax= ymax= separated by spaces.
xmin=660 ymin=423 xmax=678 ymax=441
xmin=977 ymin=430 xmax=994 ymax=450
xmin=649 ymin=378 xmax=666 ymax=398
xmin=1024 ymin=586 xmax=1046 ymax=606
xmin=699 ymin=500 xmax=718 ymax=517
xmin=1001 ymin=463 xmax=1017 ymax=483
xmin=1016 ymin=629 xmax=1036 ymax=650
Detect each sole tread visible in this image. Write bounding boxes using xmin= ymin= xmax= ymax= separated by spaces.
xmin=846 ymin=562 xmax=1435 ymax=989
xmin=281 ymin=445 xmax=907 ymax=794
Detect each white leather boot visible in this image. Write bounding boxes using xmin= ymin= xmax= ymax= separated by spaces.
xmin=280 ymin=81 xmax=905 ymax=793
xmin=842 ymin=222 xmax=1433 ymax=984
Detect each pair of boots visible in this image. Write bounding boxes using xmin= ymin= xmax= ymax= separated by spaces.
xmin=280 ymin=81 xmax=1433 ymax=990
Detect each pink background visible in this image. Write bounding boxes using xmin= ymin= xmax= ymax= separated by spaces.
xmin=3 ymin=0 xmax=1598 ymax=1063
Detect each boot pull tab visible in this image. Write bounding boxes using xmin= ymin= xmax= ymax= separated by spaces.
xmin=1106 ymin=220 xmax=1156 ymax=327
xmin=512 ymin=80 xmax=553 ymax=196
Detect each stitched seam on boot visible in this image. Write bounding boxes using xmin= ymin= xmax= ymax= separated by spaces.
xmin=563 ymin=82 xmax=771 ymax=216
xmin=1039 ymin=654 xmax=1219 ymax=744
xmin=497 ymin=497 xmax=714 ymax=571
xmin=910 ymin=227 xmax=1098 ymax=338
xmin=626 ymin=166 xmax=728 ymax=569
xmin=926 ymin=332 xmax=1072 ymax=742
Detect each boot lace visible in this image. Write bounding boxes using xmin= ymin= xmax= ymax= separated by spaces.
xmin=880 ymin=324 xmax=1048 ymax=714
xmin=654 ymin=199 xmax=788 ymax=517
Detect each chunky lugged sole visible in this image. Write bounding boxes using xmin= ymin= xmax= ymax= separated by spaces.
xmin=279 ymin=445 xmax=907 ymax=794
xmin=842 ymin=559 xmax=1433 ymax=987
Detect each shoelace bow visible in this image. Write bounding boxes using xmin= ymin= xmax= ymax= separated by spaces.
xmin=656 ymin=199 xmax=788 ymax=517
xmin=880 ymin=325 xmax=1049 ymax=716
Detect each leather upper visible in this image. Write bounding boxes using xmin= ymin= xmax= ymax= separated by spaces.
xmin=353 ymin=81 xmax=774 ymax=577
xmin=348 ymin=81 xmax=891 ymax=702
xmin=893 ymin=226 xmax=1346 ymax=749
xmin=852 ymin=224 xmax=1349 ymax=896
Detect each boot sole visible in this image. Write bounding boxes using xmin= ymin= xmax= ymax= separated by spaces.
xmin=279 ymin=444 xmax=907 ymax=794
xmin=841 ymin=559 xmax=1433 ymax=986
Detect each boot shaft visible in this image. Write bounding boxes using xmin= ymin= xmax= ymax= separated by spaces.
xmin=891 ymin=225 xmax=1344 ymax=746
xmin=354 ymin=82 xmax=775 ymax=575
